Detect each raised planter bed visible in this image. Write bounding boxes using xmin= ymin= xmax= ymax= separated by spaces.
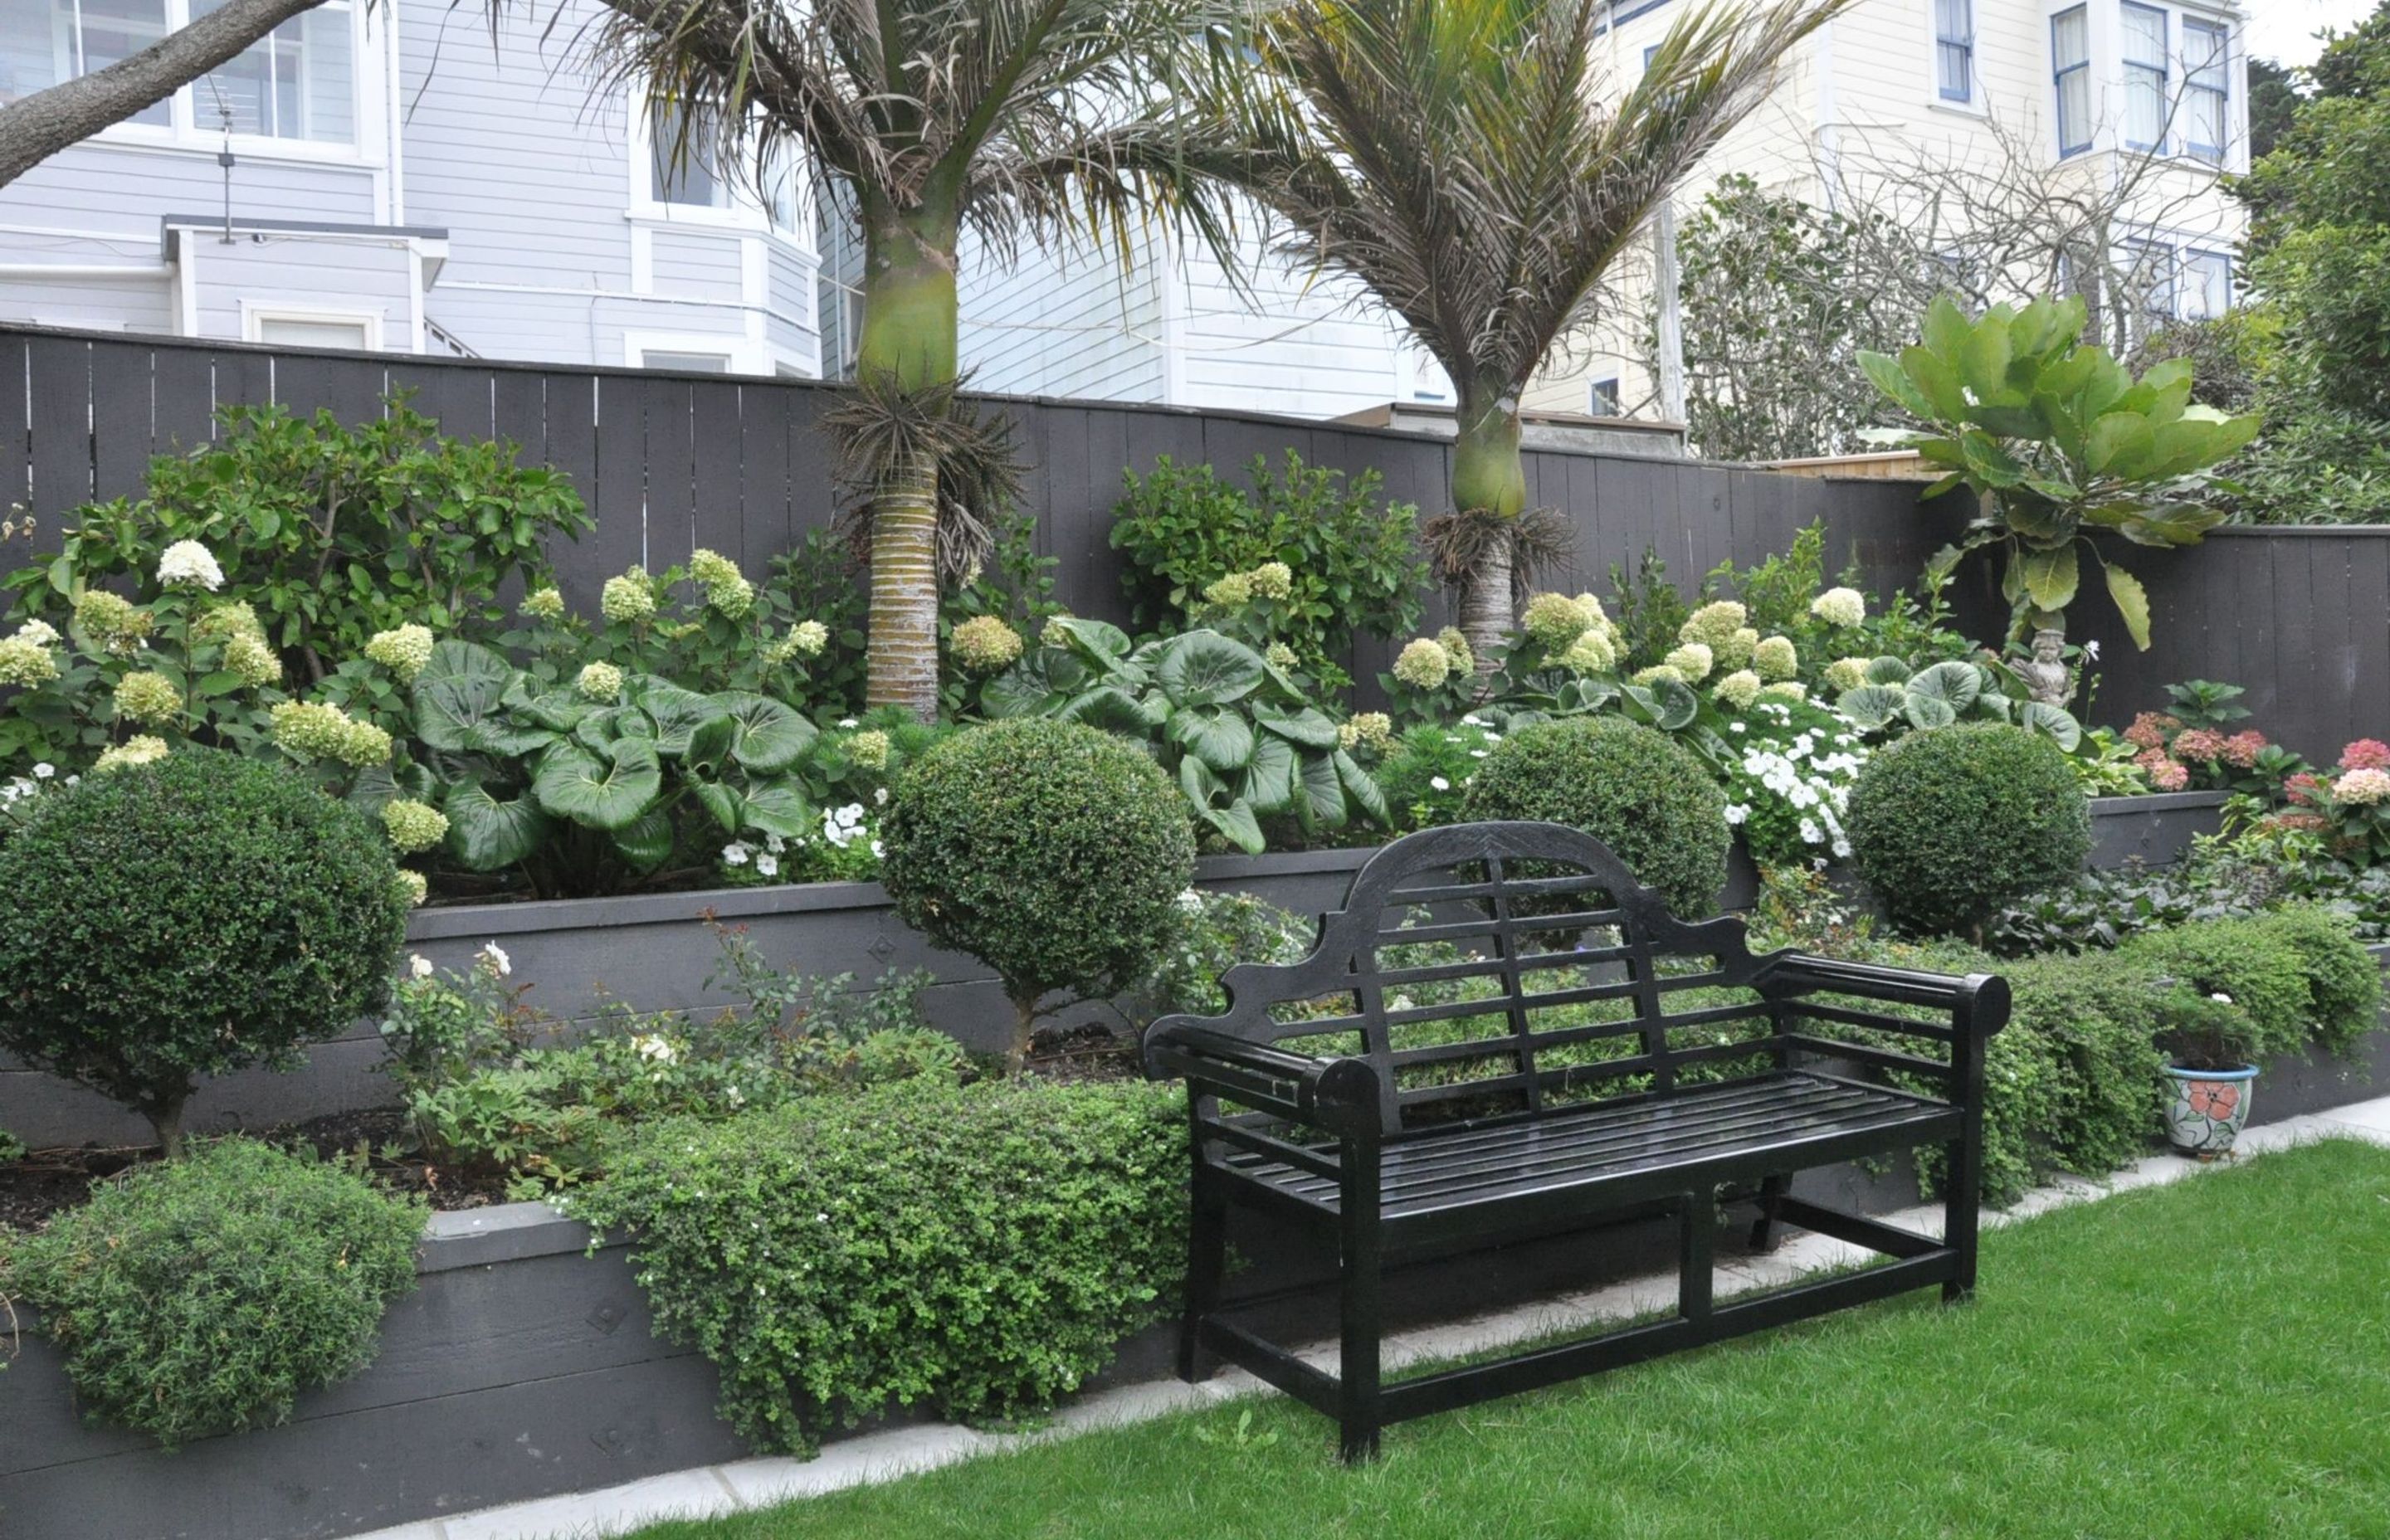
xmin=12 ymin=948 xmax=2382 ymax=1540
xmin=0 ymin=794 xmax=2235 ymax=1150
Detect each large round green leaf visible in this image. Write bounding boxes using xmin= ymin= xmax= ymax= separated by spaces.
xmin=1910 ymin=660 xmax=1985 ymax=712
xmin=1154 ymin=631 xmax=1266 ymax=709
xmin=690 ymin=777 xmax=745 ymax=835
xmin=1254 ymin=702 xmax=1339 ymax=749
xmin=706 ymin=692 xmax=817 ymax=773
xmin=629 ymin=677 xmax=718 ymax=756
xmin=1837 ymin=685 xmax=1905 ymax=730
xmin=979 ymin=654 xmax=1066 ymax=719
xmin=532 ymin=739 xmax=664 ymax=831
xmin=2022 ymin=700 xmax=2084 ymax=752
xmin=413 ymin=640 xmax=516 ymax=753
xmin=1170 ymin=704 xmax=1256 ymax=772
xmin=441 ymin=779 xmax=554 ymax=870
xmin=740 ymin=778 xmax=816 ymax=839
xmin=1242 ymin=733 xmax=1299 ymax=816
xmin=610 ymin=809 xmax=675 ymax=874
xmin=1334 ymin=748 xmax=1389 ymax=826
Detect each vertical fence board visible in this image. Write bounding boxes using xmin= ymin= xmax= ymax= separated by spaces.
xmin=490 ymin=371 xmax=548 ymax=467
xmin=780 ymin=389 xmax=835 ymax=553
xmin=388 ymin=364 xmax=495 ymax=442
xmin=272 ymin=353 xmax=384 ymax=427
xmin=212 ymin=348 xmax=273 ymax=424
xmin=690 ymin=381 xmax=744 ymax=567
xmin=730 ymin=385 xmax=791 ymax=576
xmin=0 ymin=334 xmax=28 ymax=553
xmin=26 ymin=336 xmax=91 ymax=514
xmin=86 ymin=341 xmax=154 ymax=503
xmin=539 ymin=375 xmax=611 ymax=608
xmin=2271 ymin=537 xmax=2319 ymax=748
xmin=2352 ymin=537 xmax=2390 ymax=758
xmin=149 ymin=346 xmax=215 ymax=454
xmin=641 ymin=378 xmax=697 ymax=578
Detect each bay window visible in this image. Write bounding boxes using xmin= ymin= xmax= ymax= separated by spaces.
xmin=2184 ymin=17 xmax=2229 ymax=161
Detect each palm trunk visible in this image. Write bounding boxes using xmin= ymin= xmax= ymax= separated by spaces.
xmin=857 ymin=209 xmax=960 ymax=721
xmin=1451 ymin=390 xmax=1528 ymax=672
xmin=149 ymin=1090 xmax=188 ymax=1161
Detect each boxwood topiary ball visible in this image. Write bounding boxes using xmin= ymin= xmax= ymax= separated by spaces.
xmin=880 ymin=719 xmax=1196 ymax=1065
xmin=1458 ymin=714 xmax=1730 ymax=915
xmin=1846 ymin=722 xmax=2091 ymax=937
xmin=0 ymin=750 xmax=408 ymax=1153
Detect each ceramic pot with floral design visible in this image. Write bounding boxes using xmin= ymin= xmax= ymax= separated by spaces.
xmin=2162 ymin=1065 xmax=2257 ymax=1158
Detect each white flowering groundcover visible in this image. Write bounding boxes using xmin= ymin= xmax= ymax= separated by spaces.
xmin=1719 ymin=697 xmax=1868 ymax=867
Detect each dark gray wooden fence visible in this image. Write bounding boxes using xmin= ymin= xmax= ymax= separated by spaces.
xmin=4 ymin=324 xmax=2383 ymax=759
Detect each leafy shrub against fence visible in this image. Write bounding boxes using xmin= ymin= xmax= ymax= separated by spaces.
xmin=1846 ymin=724 xmax=2091 ymax=938
xmin=0 ymin=1139 xmax=424 ymax=1448
xmin=566 ymin=1078 xmax=1188 ymax=1456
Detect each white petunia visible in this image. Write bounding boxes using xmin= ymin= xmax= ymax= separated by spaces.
xmin=722 ymin=843 xmax=751 ymax=866
xmin=1430 ymin=776 xmax=1451 ymax=792
xmin=755 ymin=854 xmax=780 ymax=878
xmin=1724 ymin=804 xmax=1749 ymax=826
xmin=32 ymin=763 xmax=53 ymax=779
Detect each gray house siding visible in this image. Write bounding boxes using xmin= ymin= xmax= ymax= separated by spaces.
xmin=0 ymin=0 xmax=822 ymax=376
xmin=958 ymin=228 xmax=1168 ymax=402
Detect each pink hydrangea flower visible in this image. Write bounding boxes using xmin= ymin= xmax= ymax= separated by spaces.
xmin=2124 ymin=712 xmax=2178 ymax=751
xmin=2172 ymin=728 xmax=2228 ymax=762
xmin=2286 ymin=772 xmax=2327 ymax=807
xmin=2221 ymin=730 xmax=2267 ymax=768
xmin=2339 ymin=738 xmax=2390 ymax=772
xmin=2134 ymin=748 xmax=2190 ymax=792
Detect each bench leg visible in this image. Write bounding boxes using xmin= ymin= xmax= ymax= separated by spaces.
xmin=1338 ymin=1148 xmax=1383 ymax=1463
xmin=1179 ymin=1172 xmax=1228 ymax=1383
xmin=1680 ymin=1188 xmax=1714 ymax=1321
xmin=1748 ymin=1172 xmax=1791 ymax=1254
xmin=1942 ymin=1134 xmax=1981 ymax=1304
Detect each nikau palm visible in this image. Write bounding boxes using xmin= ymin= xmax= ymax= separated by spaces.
xmin=1224 ymin=0 xmax=1851 ymax=665
xmin=589 ymin=0 xmax=1237 ymax=718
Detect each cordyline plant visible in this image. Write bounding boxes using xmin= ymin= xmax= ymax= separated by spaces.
xmin=1209 ymin=0 xmax=1851 ymax=669
xmin=577 ymin=0 xmax=1243 ymax=719
xmin=1860 ymin=294 xmax=2261 ymax=696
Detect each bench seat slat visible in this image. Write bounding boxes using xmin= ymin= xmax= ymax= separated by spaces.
xmin=1216 ymin=1073 xmax=1949 ymax=1218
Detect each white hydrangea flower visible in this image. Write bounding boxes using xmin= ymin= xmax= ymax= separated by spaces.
xmin=156 ymin=539 xmax=224 ymax=592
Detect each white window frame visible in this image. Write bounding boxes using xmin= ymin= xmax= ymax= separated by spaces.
xmin=2183 ymin=14 xmax=2231 ymax=163
xmin=240 ymin=300 xmax=383 ymax=351
xmin=627 ymin=90 xmax=816 ymax=254
xmin=71 ymin=0 xmax=373 ymax=163
xmin=1933 ymin=0 xmax=1974 ymax=105
xmin=2052 ymin=7 xmax=2092 ymax=158
xmin=2180 ymin=246 xmax=2233 ymax=320
xmin=1588 ymin=378 xmax=1623 ymax=417
xmin=2120 ymin=1 xmax=2170 ymax=153
xmin=624 ymin=329 xmax=768 ymax=375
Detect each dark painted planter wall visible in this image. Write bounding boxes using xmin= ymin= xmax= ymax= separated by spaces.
xmin=8 ymin=934 xmax=2376 ymax=1540
xmin=0 ymin=796 xmax=2227 ymax=1150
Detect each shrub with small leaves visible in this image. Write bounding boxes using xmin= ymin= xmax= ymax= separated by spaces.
xmin=0 ymin=752 xmax=407 ymax=1154
xmin=880 ymin=720 xmax=1194 ymax=1071
xmin=0 ymin=1138 xmax=423 ymax=1448
xmin=1846 ymin=724 xmax=2090 ymax=938
xmin=564 ymin=1078 xmax=1188 ymax=1456
xmin=1460 ymin=715 xmax=1729 ymax=915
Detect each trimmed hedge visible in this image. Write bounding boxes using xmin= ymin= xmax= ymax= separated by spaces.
xmin=1458 ymin=714 xmax=1729 ymax=915
xmin=880 ymin=719 xmax=1195 ymax=1068
xmin=0 ymin=751 xmax=407 ymax=1154
xmin=567 ymin=1078 xmax=1188 ymax=1455
xmin=1846 ymin=724 xmax=2091 ymax=937
xmin=0 ymin=1139 xmax=423 ymax=1448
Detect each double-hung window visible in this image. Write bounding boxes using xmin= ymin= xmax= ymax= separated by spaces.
xmin=2184 ymin=17 xmax=2230 ymax=161
xmin=2121 ymin=2 xmax=2169 ymax=151
xmin=2052 ymin=7 xmax=2091 ymax=156
xmin=2124 ymin=240 xmax=2177 ymax=334
xmin=2182 ymin=250 xmax=2231 ymax=319
xmin=649 ymin=98 xmax=730 ymax=210
xmin=1934 ymin=0 xmax=1974 ymax=103
xmin=0 ymin=0 xmax=352 ymax=143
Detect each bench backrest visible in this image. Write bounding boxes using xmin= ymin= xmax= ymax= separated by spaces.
xmin=1179 ymin=821 xmax=1788 ymax=1135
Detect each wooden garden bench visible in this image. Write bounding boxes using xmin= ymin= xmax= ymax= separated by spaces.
xmin=1144 ymin=820 xmax=2009 ymax=1460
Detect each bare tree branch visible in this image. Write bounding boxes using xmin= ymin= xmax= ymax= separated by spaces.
xmin=0 ymin=0 xmax=337 ymax=190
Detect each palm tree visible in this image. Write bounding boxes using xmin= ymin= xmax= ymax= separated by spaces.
xmin=1222 ymin=0 xmax=1853 ymax=665
xmin=589 ymin=0 xmax=1239 ymax=718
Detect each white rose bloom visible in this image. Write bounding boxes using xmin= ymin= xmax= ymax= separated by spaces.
xmin=479 ymin=942 xmax=511 ymax=977
xmin=156 ymin=539 xmax=225 ymax=591
xmin=409 ymin=954 xmax=436 ymax=979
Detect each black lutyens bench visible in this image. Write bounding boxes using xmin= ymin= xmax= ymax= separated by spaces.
xmin=1143 ymin=821 xmax=2009 ymax=1460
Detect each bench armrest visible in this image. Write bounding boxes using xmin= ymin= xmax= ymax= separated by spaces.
xmin=1758 ymin=953 xmax=2010 ymax=1039
xmin=1145 ymin=1022 xmax=1381 ymax=1136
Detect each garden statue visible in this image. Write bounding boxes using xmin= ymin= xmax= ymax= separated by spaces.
xmin=2012 ymin=627 xmax=2073 ymax=709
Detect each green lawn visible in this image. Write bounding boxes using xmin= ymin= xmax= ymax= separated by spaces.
xmin=633 ymin=1141 xmax=2390 ymax=1540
